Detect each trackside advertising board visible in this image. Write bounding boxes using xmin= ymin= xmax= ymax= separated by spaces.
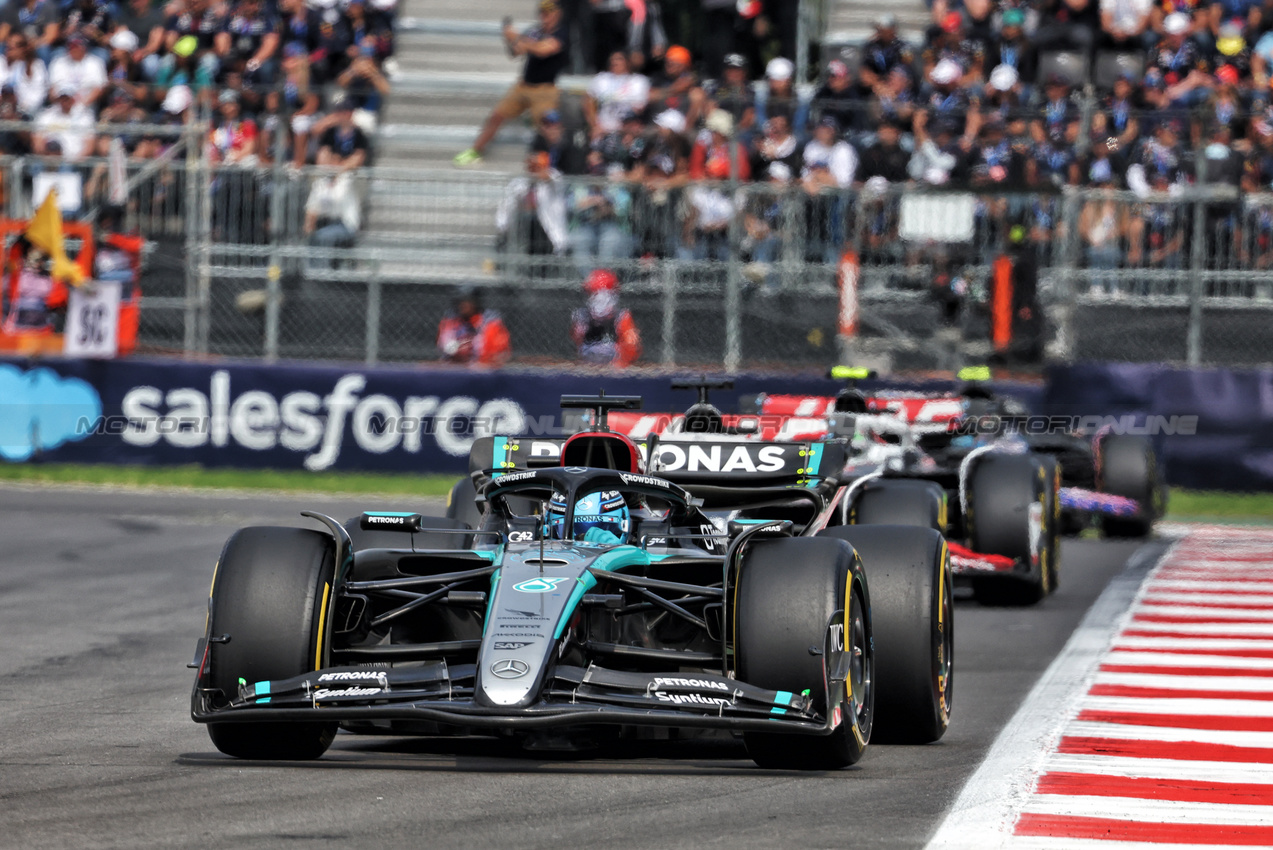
xmin=1 ymin=358 xmax=900 ymax=473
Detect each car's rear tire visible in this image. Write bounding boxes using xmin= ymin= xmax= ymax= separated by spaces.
xmin=735 ymin=537 xmax=872 ymax=770
xmin=967 ymin=453 xmax=1053 ymax=606
xmin=849 ymin=478 xmax=947 ymax=534
xmin=1098 ymin=434 xmax=1162 ymax=539
xmin=445 ymin=476 xmax=483 ymax=531
xmin=819 ymin=525 xmax=952 ymax=744
xmin=205 ymin=526 xmax=338 ymax=760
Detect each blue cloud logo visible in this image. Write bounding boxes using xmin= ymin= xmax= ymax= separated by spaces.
xmin=0 ymin=365 xmax=102 ymax=461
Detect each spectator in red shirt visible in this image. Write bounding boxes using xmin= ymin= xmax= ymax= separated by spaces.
xmin=437 ymin=285 xmax=511 ymax=366
xmin=690 ymin=109 xmax=751 ymax=181
xmin=208 ymin=88 xmax=257 ymax=163
xmin=571 ymin=269 xmax=641 ymax=367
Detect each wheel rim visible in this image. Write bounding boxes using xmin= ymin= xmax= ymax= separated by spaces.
xmin=937 ymin=552 xmax=954 ymax=723
xmin=847 ymin=587 xmax=873 ymax=739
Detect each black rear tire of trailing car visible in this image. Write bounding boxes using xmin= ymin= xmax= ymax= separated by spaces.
xmin=819 ymin=525 xmax=952 ymax=744
xmin=736 ymin=537 xmax=872 ymax=770
xmin=1098 ymin=434 xmax=1161 ymax=539
xmin=205 ymin=526 xmax=339 ymax=760
xmin=967 ymin=453 xmax=1053 ymax=607
xmin=849 ymin=478 xmax=947 ymax=534
xmin=445 ymin=477 xmax=484 ymax=531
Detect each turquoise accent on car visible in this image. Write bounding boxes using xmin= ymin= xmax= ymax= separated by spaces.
xmin=254 ymin=680 xmax=271 ymax=704
xmin=484 ymin=569 xmax=500 ymax=624
xmin=806 ymin=443 xmax=825 ymax=477
xmin=552 ymin=545 xmax=652 ymax=639
xmin=771 ymin=689 xmax=793 ymax=714
xmin=490 ymin=435 xmax=512 ymax=476
xmin=362 ymin=511 xmax=418 ymax=517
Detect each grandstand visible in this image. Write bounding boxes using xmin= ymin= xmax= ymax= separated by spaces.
xmin=3 ymin=0 xmax=1272 ymax=369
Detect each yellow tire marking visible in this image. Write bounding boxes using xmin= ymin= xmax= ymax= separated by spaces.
xmin=314 ymin=582 xmax=331 ymax=671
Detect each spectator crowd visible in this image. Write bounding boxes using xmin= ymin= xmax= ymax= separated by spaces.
xmin=487 ymin=0 xmax=1273 ymax=284
xmin=0 ymin=0 xmax=396 ymax=221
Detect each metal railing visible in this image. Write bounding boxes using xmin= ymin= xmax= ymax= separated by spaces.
xmin=10 ymin=114 xmax=1273 ymax=370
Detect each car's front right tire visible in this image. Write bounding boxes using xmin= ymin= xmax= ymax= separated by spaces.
xmin=205 ymin=526 xmax=338 ymax=760
xmin=735 ymin=536 xmax=872 ymax=770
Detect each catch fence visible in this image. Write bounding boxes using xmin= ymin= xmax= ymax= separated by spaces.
xmin=16 ymin=118 xmax=1273 ymax=371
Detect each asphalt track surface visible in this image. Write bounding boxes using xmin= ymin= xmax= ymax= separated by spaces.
xmin=0 ymin=485 xmax=1162 ymax=850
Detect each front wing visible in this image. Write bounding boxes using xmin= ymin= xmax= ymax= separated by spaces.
xmin=191 ymin=662 xmax=839 ymax=736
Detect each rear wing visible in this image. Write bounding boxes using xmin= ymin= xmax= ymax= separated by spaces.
xmin=469 ymin=435 xmax=847 ymax=489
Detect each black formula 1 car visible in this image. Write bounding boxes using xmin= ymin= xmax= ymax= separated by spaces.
xmin=580 ymin=379 xmax=1062 ymax=606
xmin=192 ymin=395 xmax=953 ymax=768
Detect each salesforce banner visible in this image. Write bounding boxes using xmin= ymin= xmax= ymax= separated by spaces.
xmin=0 ymin=357 xmax=879 ymax=473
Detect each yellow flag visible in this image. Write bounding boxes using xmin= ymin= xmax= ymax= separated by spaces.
xmin=25 ymin=189 xmax=85 ymax=286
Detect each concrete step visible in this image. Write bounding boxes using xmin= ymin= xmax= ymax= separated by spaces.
xmin=398 ymin=0 xmax=533 ymax=23
xmin=393 ymin=33 xmax=513 ymax=74
xmin=373 ymin=142 xmax=527 ymax=171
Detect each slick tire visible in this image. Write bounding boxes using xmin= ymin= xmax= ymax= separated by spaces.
xmin=819 ymin=525 xmax=952 ymax=744
xmin=967 ymin=453 xmax=1053 ymax=606
xmin=1097 ymin=434 xmax=1162 ymax=539
xmin=205 ymin=526 xmax=338 ymax=760
xmin=736 ymin=537 xmax=872 ymax=770
xmin=344 ymin=515 xmax=473 ymax=552
xmin=849 ymin=478 xmax=947 ymax=533
xmin=445 ymin=477 xmax=483 ymax=531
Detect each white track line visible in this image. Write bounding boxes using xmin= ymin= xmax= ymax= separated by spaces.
xmin=1144 ymin=593 xmax=1273 ymax=605
xmin=1079 ymin=696 xmax=1273 ymax=717
xmin=1093 ymin=672 xmax=1273 ymax=691
xmin=1114 ymin=636 xmax=1273 ymax=651
xmin=1133 ymin=608 xmax=1273 ymax=620
xmin=1064 ymin=721 xmax=1273 ymax=747
xmin=1020 ymin=795 xmax=1273 ymax=826
xmin=998 ymin=839 xmax=1273 ymax=850
xmin=1042 ymin=753 xmax=1273 ymax=783
xmin=1121 ymin=621 xmax=1273 ymax=636
xmin=925 ymin=541 xmax=1170 ymax=849
xmin=1154 ymin=581 xmax=1273 ymax=593
xmin=1104 ymin=651 xmax=1273 ymax=670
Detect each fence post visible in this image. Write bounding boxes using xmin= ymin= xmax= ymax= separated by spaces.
xmin=365 ymin=265 xmax=381 ymax=365
xmin=661 ymin=260 xmax=677 ymax=365
xmin=1186 ymin=186 xmax=1207 ymax=365
xmin=263 ymin=125 xmax=288 ymax=361
xmin=796 ymin=0 xmax=809 ymax=85
xmin=182 ymin=119 xmax=202 ymax=355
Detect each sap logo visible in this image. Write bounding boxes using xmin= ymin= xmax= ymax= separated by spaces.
xmin=507 ymin=531 xmax=535 ymax=543
xmin=654 ymin=444 xmax=787 ymax=474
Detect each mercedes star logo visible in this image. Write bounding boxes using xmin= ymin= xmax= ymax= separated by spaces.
xmin=491 ymin=658 xmax=530 ymax=679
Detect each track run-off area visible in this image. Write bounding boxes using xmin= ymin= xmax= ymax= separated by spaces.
xmin=2 ymin=484 xmax=1255 ymax=849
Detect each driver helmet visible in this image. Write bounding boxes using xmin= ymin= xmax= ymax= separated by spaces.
xmin=546 ymin=490 xmax=630 ymax=543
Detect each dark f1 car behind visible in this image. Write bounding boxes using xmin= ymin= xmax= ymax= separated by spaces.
xmin=192 ymin=395 xmax=953 ymax=768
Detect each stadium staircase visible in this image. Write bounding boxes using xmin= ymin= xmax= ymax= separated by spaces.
xmin=362 ymin=0 xmax=932 ymax=282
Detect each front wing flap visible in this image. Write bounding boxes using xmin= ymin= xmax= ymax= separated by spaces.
xmin=193 ymin=662 xmax=828 ymax=735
